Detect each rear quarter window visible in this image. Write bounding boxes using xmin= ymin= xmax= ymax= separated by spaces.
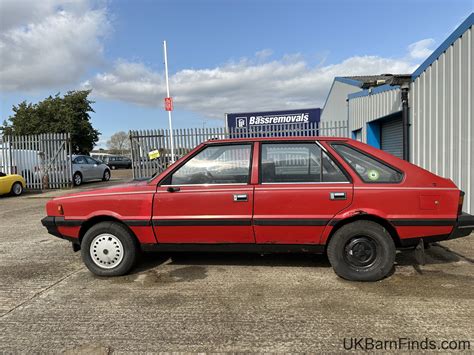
xmin=331 ymin=144 xmax=403 ymax=183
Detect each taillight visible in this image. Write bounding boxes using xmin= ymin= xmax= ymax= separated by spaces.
xmin=457 ymin=191 xmax=465 ymax=215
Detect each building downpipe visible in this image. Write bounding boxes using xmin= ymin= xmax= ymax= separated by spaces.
xmin=401 ymin=84 xmax=410 ymax=161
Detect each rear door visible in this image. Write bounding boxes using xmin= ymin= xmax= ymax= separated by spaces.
xmin=153 ymin=143 xmax=255 ymax=243
xmin=253 ymin=141 xmax=353 ymax=244
xmin=85 ymin=156 xmax=102 ymax=179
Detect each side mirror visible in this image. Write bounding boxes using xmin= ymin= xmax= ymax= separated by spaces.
xmin=167 ymin=186 xmax=180 ymax=193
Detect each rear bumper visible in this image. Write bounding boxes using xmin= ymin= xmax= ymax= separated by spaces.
xmin=41 ymin=216 xmax=78 ymax=243
xmin=449 ymin=212 xmax=474 ymax=239
xmin=399 ymin=212 xmax=474 ymax=247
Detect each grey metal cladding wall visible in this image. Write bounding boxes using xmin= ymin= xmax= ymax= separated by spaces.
xmin=348 ymin=88 xmax=402 ymax=143
xmin=410 ymin=25 xmax=473 ymax=213
xmin=321 ymin=81 xmax=360 ymax=123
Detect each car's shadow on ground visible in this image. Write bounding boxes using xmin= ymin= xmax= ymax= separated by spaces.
xmin=396 ymin=243 xmax=467 ymax=266
xmin=129 ymin=242 xmax=467 ymax=275
xmin=129 ymin=252 xmax=331 ymax=275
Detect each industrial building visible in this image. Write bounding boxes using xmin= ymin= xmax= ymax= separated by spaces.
xmin=321 ymin=13 xmax=473 ymax=213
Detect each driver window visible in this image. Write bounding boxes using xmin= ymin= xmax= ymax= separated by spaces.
xmin=170 ymin=144 xmax=252 ymax=185
xmin=73 ymin=156 xmax=87 ymax=164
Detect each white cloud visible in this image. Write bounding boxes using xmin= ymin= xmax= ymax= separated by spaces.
xmin=408 ymin=38 xmax=436 ymax=60
xmin=255 ymin=48 xmax=273 ymax=61
xmin=0 ymin=0 xmax=109 ymax=91
xmin=84 ymin=41 xmax=429 ymax=119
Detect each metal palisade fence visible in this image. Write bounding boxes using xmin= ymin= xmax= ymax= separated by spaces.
xmin=129 ymin=121 xmax=348 ymax=179
xmin=0 ymin=133 xmax=73 ymax=190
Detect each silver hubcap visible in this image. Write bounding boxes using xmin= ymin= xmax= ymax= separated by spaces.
xmin=13 ymin=183 xmax=22 ymax=195
xmin=105 ymin=171 xmax=110 ymax=180
xmin=90 ymin=234 xmax=124 ymax=269
xmin=74 ymin=175 xmax=81 ymax=185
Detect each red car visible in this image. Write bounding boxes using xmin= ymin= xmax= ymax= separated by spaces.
xmin=41 ymin=137 xmax=474 ymax=281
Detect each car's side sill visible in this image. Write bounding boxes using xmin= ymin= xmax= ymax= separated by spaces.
xmin=140 ymin=243 xmax=326 ymax=254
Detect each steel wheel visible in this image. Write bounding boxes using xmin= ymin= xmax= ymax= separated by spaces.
xmin=90 ymin=233 xmax=124 ymax=269
xmin=327 ymin=220 xmax=396 ymax=281
xmin=343 ymin=236 xmax=377 ymax=268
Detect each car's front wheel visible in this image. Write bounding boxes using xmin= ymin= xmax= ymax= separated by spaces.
xmin=81 ymin=221 xmax=139 ymax=276
xmin=11 ymin=182 xmax=23 ymax=196
xmin=327 ymin=220 xmax=396 ymax=282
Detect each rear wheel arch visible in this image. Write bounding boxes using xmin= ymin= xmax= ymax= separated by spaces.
xmin=326 ymin=214 xmax=401 ymax=249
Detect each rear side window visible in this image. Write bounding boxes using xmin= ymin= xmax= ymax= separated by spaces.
xmin=85 ymin=157 xmax=98 ymax=165
xmin=261 ymin=143 xmax=348 ymax=183
xmin=332 ymin=144 xmax=403 ymax=183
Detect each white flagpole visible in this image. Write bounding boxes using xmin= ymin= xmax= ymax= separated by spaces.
xmin=163 ymin=40 xmax=175 ymax=163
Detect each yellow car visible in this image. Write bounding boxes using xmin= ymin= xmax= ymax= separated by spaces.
xmin=0 ymin=172 xmax=26 ymax=196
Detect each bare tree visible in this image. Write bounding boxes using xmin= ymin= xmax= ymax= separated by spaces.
xmin=107 ymin=131 xmax=130 ymax=155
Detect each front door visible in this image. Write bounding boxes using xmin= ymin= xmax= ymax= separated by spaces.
xmin=73 ymin=156 xmax=92 ymax=181
xmin=253 ymin=141 xmax=353 ymax=244
xmin=153 ymin=143 xmax=255 ymax=243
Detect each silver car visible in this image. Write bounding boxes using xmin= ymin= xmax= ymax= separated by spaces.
xmin=72 ymin=155 xmax=111 ymax=186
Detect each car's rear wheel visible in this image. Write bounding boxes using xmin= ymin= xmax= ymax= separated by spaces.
xmin=81 ymin=221 xmax=139 ymax=276
xmin=327 ymin=220 xmax=395 ymax=281
xmin=102 ymin=169 xmax=110 ymax=181
xmin=73 ymin=172 xmax=82 ymax=186
xmin=11 ymin=182 xmax=23 ymax=196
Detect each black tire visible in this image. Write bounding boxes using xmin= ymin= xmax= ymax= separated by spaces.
xmin=81 ymin=221 xmax=139 ymax=276
xmin=73 ymin=172 xmax=82 ymax=186
xmin=327 ymin=220 xmax=396 ymax=282
xmin=11 ymin=182 xmax=23 ymax=196
xmin=102 ymin=169 xmax=111 ymax=181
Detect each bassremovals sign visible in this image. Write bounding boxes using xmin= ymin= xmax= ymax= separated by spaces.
xmin=226 ymin=108 xmax=321 ymax=129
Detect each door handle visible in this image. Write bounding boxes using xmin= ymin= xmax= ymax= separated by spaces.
xmin=233 ymin=194 xmax=248 ymax=202
xmin=330 ymin=192 xmax=346 ymax=200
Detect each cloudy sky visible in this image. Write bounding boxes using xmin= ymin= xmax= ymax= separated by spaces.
xmin=0 ymin=0 xmax=472 ymax=147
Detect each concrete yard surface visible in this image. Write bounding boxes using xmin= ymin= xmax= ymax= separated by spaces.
xmin=0 ymin=181 xmax=473 ymax=353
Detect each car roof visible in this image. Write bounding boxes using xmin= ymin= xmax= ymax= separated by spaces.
xmin=203 ymin=136 xmax=351 ymax=144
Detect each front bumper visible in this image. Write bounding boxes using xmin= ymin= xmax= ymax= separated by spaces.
xmin=41 ymin=216 xmax=79 ymax=244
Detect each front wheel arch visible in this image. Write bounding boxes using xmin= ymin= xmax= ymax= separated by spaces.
xmin=326 ymin=214 xmax=401 ymax=249
xmin=79 ymin=216 xmax=140 ymax=249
